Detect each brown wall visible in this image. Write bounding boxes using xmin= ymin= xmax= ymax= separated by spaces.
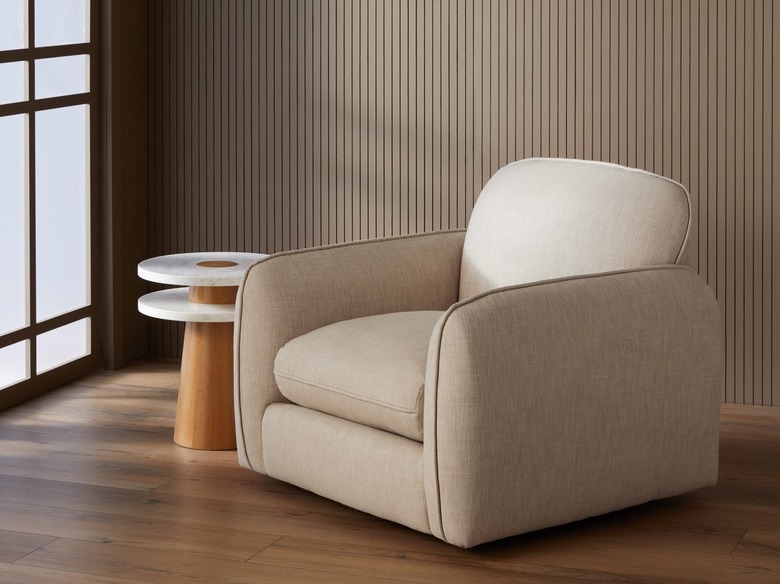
xmin=102 ymin=0 xmax=149 ymax=368
xmin=147 ymin=0 xmax=780 ymax=406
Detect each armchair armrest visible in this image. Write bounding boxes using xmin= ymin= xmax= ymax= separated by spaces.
xmin=235 ymin=230 xmax=466 ymax=471
xmin=423 ymin=265 xmax=722 ymax=548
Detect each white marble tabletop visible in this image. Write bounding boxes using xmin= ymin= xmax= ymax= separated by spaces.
xmin=138 ymin=252 xmax=268 ymax=286
xmin=138 ymin=288 xmax=237 ymax=323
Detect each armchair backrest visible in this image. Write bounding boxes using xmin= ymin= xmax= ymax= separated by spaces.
xmin=459 ymin=158 xmax=692 ymax=299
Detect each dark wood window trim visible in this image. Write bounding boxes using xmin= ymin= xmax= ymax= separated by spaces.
xmin=0 ymin=0 xmax=100 ymax=411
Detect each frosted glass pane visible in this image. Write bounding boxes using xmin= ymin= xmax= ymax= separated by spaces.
xmin=0 ymin=61 xmax=27 ymax=105
xmin=36 ymin=318 xmax=89 ymax=373
xmin=35 ymin=0 xmax=88 ymax=47
xmin=0 ymin=341 xmax=29 ymax=390
xmin=35 ymin=55 xmax=88 ymax=99
xmin=36 ymin=105 xmax=89 ymax=321
xmin=0 ymin=115 xmax=28 ymax=336
xmin=0 ymin=0 xmax=27 ymax=51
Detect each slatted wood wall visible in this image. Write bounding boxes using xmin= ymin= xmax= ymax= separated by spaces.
xmin=147 ymin=0 xmax=780 ymax=406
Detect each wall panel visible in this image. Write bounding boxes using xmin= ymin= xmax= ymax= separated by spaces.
xmin=148 ymin=0 xmax=780 ymax=406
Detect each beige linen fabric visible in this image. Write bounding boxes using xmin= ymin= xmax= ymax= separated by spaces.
xmin=425 ymin=266 xmax=722 ymax=548
xmin=460 ymin=158 xmax=692 ymax=298
xmin=234 ymin=230 xmax=465 ymax=472
xmin=263 ymin=403 xmax=429 ymax=534
xmin=275 ymin=311 xmax=443 ymax=442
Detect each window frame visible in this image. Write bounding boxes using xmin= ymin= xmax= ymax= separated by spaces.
xmin=0 ymin=0 xmax=99 ymax=410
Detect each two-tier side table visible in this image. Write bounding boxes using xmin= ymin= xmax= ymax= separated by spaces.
xmin=137 ymin=252 xmax=268 ymax=450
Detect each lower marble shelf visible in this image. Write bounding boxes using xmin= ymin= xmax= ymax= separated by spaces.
xmin=138 ymin=288 xmax=236 ymax=323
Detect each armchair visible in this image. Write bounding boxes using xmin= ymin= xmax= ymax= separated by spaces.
xmin=234 ymin=158 xmax=722 ymax=548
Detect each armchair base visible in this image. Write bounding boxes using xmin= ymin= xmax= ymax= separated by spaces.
xmin=263 ymin=404 xmax=430 ymax=535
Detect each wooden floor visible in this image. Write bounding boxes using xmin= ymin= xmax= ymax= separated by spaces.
xmin=1 ymin=361 xmax=779 ymax=583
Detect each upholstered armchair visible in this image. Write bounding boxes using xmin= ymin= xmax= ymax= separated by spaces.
xmin=234 ymin=158 xmax=722 ymax=548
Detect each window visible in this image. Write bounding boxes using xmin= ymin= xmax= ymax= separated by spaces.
xmin=0 ymin=0 xmax=96 ymax=408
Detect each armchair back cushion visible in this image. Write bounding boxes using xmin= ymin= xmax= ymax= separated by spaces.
xmin=460 ymin=158 xmax=692 ymax=299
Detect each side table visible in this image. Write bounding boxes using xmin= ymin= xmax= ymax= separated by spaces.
xmin=138 ymin=252 xmax=268 ymax=450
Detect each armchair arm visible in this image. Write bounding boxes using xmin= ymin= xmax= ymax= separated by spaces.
xmin=423 ymin=265 xmax=722 ymax=548
xmin=235 ymin=230 xmax=466 ymax=471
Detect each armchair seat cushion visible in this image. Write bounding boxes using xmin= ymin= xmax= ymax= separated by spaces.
xmin=274 ymin=310 xmax=443 ymax=442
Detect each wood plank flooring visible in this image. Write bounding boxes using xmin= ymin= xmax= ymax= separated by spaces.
xmin=1 ymin=360 xmax=779 ymax=583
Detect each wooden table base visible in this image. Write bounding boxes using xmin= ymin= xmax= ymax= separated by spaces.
xmin=175 ymin=283 xmax=239 ymax=450
xmin=175 ymin=321 xmax=237 ymax=450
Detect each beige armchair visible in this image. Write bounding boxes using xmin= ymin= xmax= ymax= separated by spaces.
xmin=234 ymin=158 xmax=722 ymax=548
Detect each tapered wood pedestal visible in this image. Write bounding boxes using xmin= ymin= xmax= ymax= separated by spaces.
xmin=175 ymin=321 xmax=236 ymax=450
xmin=173 ymin=285 xmax=238 ymax=450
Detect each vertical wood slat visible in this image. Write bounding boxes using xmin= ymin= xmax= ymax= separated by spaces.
xmin=147 ymin=0 xmax=779 ymax=409
xmin=743 ymin=0 xmax=754 ymax=404
xmin=761 ymin=0 xmax=771 ymax=406
xmin=735 ymin=0 xmax=745 ymax=403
